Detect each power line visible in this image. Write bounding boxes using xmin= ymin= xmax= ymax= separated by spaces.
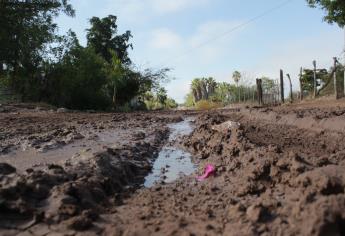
xmin=161 ymin=0 xmax=294 ymax=67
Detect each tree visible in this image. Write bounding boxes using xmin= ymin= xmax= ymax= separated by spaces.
xmin=184 ymin=92 xmax=195 ymax=107
xmin=300 ymin=68 xmax=328 ymax=93
xmin=232 ymin=71 xmax=241 ymax=84
xmin=86 ymin=15 xmax=132 ymax=64
xmin=232 ymin=71 xmax=241 ymax=102
xmin=191 ymin=78 xmax=202 ymax=102
xmin=47 ymin=46 xmax=109 ymax=109
xmin=165 ymin=98 xmax=178 ymax=109
xmin=307 ymin=0 xmax=345 ymax=27
xmin=190 ymin=78 xmax=217 ymax=102
xmin=206 ymin=77 xmax=217 ymax=96
xmin=0 ymin=2 xmax=172 ymax=111
xmin=213 ymin=82 xmax=231 ymax=104
xmin=0 ymin=0 xmax=75 ymax=93
xmin=260 ymin=77 xmax=276 ymax=92
xmin=156 ymin=87 xmax=168 ymax=106
xmin=106 ymin=52 xmax=127 ymax=107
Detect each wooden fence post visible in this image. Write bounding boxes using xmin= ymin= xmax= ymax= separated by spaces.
xmin=299 ymin=67 xmax=303 ymax=101
xmin=333 ymin=57 xmax=339 ymax=99
xmin=256 ymin=78 xmax=263 ymax=106
xmin=280 ymin=69 xmax=284 ymax=103
xmin=313 ymin=60 xmax=317 ymax=98
xmin=256 ymin=79 xmax=259 ymax=105
xmin=286 ymin=74 xmax=293 ymax=103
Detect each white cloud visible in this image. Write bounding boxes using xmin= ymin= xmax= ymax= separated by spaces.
xmin=150 ymin=28 xmax=182 ymax=49
xmin=251 ymin=30 xmax=344 ymax=91
xmin=147 ymin=20 xmax=245 ymax=64
xmin=149 ymin=0 xmax=210 ymax=13
xmin=103 ymin=0 xmax=210 ymax=23
xmin=187 ymin=20 xmax=243 ymax=63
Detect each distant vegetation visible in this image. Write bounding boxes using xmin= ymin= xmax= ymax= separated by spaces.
xmin=0 ymin=0 xmax=176 ymax=110
xmin=184 ymin=73 xmax=259 ymax=108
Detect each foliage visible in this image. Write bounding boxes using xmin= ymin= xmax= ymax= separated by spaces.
xmin=0 ymin=0 xmax=75 ymax=90
xmin=194 ymin=100 xmax=220 ymax=110
xmin=318 ymin=63 xmax=345 ymax=96
xmin=190 ymin=77 xmax=217 ymax=102
xmin=184 ymin=93 xmax=195 ymax=107
xmin=185 ymin=79 xmax=256 ymax=107
xmin=143 ymin=88 xmax=177 ymax=110
xmin=45 ymin=46 xmax=110 ymax=110
xmin=165 ymin=98 xmax=178 ymax=109
xmin=0 ymin=2 xmax=172 ymax=111
xmin=307 ymin=0 xmax=345 ymax=27
xmin=232 ymin=71 xmax=241 ymax=84
xmin=86 ymin=15 xmax=132 ymax=64
xmin=260 ymin=77 xmax=278 ymax=93
xmin=300 ymin=68 xmax=328 ymax=93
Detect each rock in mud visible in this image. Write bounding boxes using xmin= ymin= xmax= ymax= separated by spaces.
xmin=0 ymin=163 xmax=16 ymax=175
xmin=56 ymin=108 xmax=69 ymax=113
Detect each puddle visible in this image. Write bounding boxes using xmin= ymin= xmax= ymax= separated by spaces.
xmin=144 ymin=118 xmax=196 ymax=187
xmin=0 ymin=128 xmax=138 ymax=172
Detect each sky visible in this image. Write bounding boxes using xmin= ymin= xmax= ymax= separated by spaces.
xmin=56 ymin=0 xmax=344 ymax=103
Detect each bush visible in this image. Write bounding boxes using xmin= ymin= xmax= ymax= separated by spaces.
xmin=194 ymin=100 xmax=221 ymax=110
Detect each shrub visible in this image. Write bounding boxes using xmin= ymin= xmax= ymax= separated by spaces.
xmin=194 ymin=100 xmax=221 ymax=110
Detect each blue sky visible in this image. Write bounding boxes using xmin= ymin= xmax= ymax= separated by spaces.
xmin=56 ymin=0 xmax=344 ymax=103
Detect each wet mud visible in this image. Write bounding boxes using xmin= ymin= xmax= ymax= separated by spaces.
xmin=1 ymin=103 xmax=345 ymax=235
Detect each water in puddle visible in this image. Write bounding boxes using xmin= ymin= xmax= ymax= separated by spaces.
xmin=144 ymin=118 xmax=196 ymax=187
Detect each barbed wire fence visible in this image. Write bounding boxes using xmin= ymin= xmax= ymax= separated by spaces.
xmin=252 ymin=55 xmax=345 ymax=107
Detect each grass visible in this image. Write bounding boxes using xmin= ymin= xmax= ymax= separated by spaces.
xmin=194 ymin=100 xmax=221 ymax=110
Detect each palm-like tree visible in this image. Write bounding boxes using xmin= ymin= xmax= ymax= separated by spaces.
xmin=232 ymin=71 xmax=241 ymax=102
xmin=191 ymin=78 xmax=202 ymax=102
xmin=206 ymin=77 xmax=217 ymax=96
xmin=232 ymin=71 xmax=241 ymax=84
xmin=200 ymin=79 xmax=208 ymax=100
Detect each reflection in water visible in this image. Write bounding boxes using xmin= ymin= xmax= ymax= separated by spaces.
xmin=144 ymin=118 xmax=196 ymax=187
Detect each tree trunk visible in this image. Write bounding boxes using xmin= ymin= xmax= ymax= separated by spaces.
xmin=112 ymin=84 xmax=116 ymax=108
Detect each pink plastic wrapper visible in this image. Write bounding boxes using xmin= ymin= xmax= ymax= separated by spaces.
xmin=197 ymin=164 xmax=215 ymax=181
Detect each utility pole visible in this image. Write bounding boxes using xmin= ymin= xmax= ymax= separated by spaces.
xmin=344 ymin=27 xmax=345 ymax=97
xmin=313 ymin=60 xmax=317 ymax=98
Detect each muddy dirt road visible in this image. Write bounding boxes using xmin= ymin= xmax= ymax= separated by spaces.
xmin=1 ymin=102 xmax=345 ymax=235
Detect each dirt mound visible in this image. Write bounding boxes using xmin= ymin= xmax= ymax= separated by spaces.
xmin=182 ymin=112 xmax=345 ymax=235
xmin=104 ymin=111 xmax=345 ymax=236
xmin=0 ymin=127 xmax=169 ymax=233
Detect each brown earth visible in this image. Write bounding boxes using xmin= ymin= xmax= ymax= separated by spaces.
xmin=1 ymin=101 xmax=345 ymax=236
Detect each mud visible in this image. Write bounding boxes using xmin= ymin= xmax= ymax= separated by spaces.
xmin=1 ymin=102 xmax=345 ymax=235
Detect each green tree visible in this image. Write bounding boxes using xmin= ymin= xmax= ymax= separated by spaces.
xmin=307 ymin=0 xmax=345 ymax=27
xmin=232 ymin=71 xmax=241 ymax=84
xmin=300 ymin=68 xmax=328 ymax=93
xmin=156 ymin=87 xmax=168 ymax=106
xmin=86 ymin=15 xmax=132 ymax=64
xmin=165 ymin=98 xmax=178 ymax=109
xmin=184 ymin=92 xmax=195 ymax=107
xmin=0 ymin=0 xmax=75 ymax=97
xmin=260 ymin=77 xmax=275 ymax=92
xmin=47 ymin=46 xmax=109 ymax=109
xmin=190 ymin=77 xmax=217 ymax=102
xmin=232 ymin=71 xmax=241 ymax=102
xmin=106 ymin=52 xmax=127 ymax=108
xmin=213 ymin=82 xmax=231 ymax=104
xmin=191 ymin=78 xmax=202 ymax=102
xmin=206 ymin=77 xmax=217 ymax=96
